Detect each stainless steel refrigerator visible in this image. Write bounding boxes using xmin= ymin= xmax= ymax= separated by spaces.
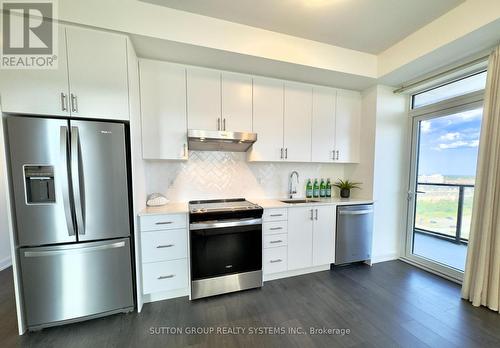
xmin=6 ymin=115 xmax=134 ymax=330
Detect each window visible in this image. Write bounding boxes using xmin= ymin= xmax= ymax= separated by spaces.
xmin=411 ymin=71 xmax=487 ymax=109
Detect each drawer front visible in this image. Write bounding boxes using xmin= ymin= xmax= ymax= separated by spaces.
xmin=263 ymin=220 xmax=288 ymax=235
xmin=142 ymin=259 xmax=188 ymax=294
xmin=263 ymin=233 xmax=288 ymax=248
xmin=141 ymin=229 xmax=187 ymax=263
xmin=263 ymin=208 xmax=288 ymax=222
xmin=263 ymin=246 xmax=287 ymax=274
xmin=140 ymin=214 xmax=186 ymax=232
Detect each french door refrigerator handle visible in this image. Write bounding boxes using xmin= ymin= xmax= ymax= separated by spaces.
xmin=23 ymin=241 xmax=126 ymax=257
xmin=71 ymin=126 xmax=85 ymax=235
xmin=60 ymin=126 xmax=75 ymax=236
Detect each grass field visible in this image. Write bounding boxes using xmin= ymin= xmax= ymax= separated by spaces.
xmin=414 ymin=183 xmax=474 ymax=240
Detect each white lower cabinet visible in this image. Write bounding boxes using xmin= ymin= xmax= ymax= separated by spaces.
xmin=141 ymin=229 xmax=188 ymax=263
xmin=312 ymin=206 xmax=336 ymax=266
xmin=287 ymin=207 xmax=314 ymax=270
xmin=287 ymin=205 xmax=336 ymax=271
xmin=139 ymin=213 xmax=189 ymax=299
xmin=142 ymin=259 xmax=189 ymax=294
xmin=263 ymin=247 xmax=288 ymax=274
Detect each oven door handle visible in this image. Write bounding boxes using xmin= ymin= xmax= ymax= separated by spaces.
xmin=190 ymin=218 xmax=262 ymax=230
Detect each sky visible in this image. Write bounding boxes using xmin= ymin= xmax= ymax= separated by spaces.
xmin=418 ymin=108 xmax=483 ymax=178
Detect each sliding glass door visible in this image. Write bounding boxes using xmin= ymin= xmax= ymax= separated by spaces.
xmin=405 ymin=96 xmax=484 ymax=280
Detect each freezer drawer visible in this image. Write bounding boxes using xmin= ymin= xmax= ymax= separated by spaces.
xmin=20 ymin=238 xmax=134 ymax=329
xmin=335 ymin=205 xmax=373 ymax=265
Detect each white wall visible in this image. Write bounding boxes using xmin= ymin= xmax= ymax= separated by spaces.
xmin=372 ymin=86 xmax=409 ymax=262
xmin=0 ymin=152 xmax=12 ymax=270
xmin=143 ymin=152 xmax=355 ymax=202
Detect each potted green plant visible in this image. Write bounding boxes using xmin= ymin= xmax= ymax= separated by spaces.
xmin=333 ymin=179 xmax=361 ymax=198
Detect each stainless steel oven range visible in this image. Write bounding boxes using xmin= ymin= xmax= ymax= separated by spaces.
xmin=189 ymin=198 xmax=263 ymax=299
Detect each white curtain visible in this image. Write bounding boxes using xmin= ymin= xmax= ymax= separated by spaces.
xmin=462 ymin=46 xmax=500 ymax=311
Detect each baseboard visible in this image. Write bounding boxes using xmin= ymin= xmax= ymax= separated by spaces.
xmin=0 ymin=255 xmax=12 ymax=271
xmin=142 ymin=288 xmax=189 ymax=304
xmin=263 ymin=264 xmax=330 ymax=282
xmin=370 ymin=253 xmax=399 ymax=264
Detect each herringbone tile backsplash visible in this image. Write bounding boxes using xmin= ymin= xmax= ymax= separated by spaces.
xmin=145 ymin=151 xmax=350 ymax=201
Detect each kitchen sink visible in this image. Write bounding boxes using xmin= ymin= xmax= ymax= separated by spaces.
xmin=280 ymin=199 xmax=320 ymax=204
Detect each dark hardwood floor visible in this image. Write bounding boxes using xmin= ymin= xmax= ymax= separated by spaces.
xmin=1 ymin=261 xmax=500 ymax=348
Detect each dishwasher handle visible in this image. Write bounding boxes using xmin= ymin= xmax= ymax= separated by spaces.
xmin=338 ymin=209 xmax=373 ymax=215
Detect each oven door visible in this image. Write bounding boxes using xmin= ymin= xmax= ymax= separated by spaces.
xmin=190 ymin=219 xmax=262 ymax=281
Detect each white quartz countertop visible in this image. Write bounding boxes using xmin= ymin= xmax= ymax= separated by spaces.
xmin=138 ymin=198 xmax=373 ymax=216
xmin=252 ymin=198 xmax=374 ymax=209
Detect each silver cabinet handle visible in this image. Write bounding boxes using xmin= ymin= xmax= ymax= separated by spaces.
xmin=183 ymin=143 xmax=188 ymax=158
xmin=155 ymin=221 xmax=173 ymax=225
xmin=24 ymin=241 xmax=125 ymax=257
xmin=315 ymin=208 xmax=318 ymax=220
xmin=269 ymin=214 xmax=282 ymax=217
xmin=217 ymin=118 xmax=221 ymax=130
xmin=223 ymin=118 xmax=226 ymax=131
xmin=70 ymin=93 xmax=78 ymax=113
xmin=157 ymin=275 xmax=175 ymax=280
xmin=310 ymin=209 xmax=313 ymax=221
xmin=332 ymin=150 xmax=335 ymax=160
xmin=71 ymin=126 xmax=85 ymax=235
xmin=156 ymin=244 xmax=174 ymax=248
xmin=285 ymin=148 xmax=288 ymax=159
xmin=269 ymin=227 xmax=283 ymax=230
xmin=270 ymin=240 xmax=283 ymax=244
xmin=60 ymin=126 xmax=75 ymax=236
xmin=336 ymin=150 xmax=339 ymax=160
xmin=60 ymin=93 xmax=68 ymax=111
xmin=280 ymin=148 xmax=283 ymax=159
xmin=270 ymin=259 xmax=282 ymax=263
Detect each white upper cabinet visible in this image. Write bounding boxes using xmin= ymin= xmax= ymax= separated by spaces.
xmin=248 ymin=77 xmax=284 ymax=161
xmin=221 ymin=72 xmax=252 ymax=132
xmin=186 ymin=67 xmax=221 ymax=131
xmin=312 ymin=205 xmax=336 ymax=266
xmin=312 ymin=87 xmax=336 ymax=162
xmin=335 ymin=89 xmax=361 ymax=163
xmin=0 ymin=28 xmax=70 ymax=117
xmin=287 ymin=207 xmax=313 ymax=271
xmin=283 ymin=83 xmax=312 ymax=162
xmin=65 ymin=27 xmax=129 ymax=120
xmin=0 ymin=25 xmax=129 ymax=120
xmin=139 ymin=60 xmax=187 ymax=160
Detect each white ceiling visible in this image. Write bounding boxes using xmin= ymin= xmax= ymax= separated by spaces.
xmin=140 ymin=0 xmax=463 ymax=54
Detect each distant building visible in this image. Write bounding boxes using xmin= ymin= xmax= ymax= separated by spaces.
xmin=418 ymin=174 xmax=445 ymax=183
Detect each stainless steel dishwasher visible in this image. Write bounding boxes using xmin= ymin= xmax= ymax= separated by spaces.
xmin=335 ymin=204 xmax=374 ymax=265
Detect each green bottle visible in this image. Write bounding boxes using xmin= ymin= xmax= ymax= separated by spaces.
xmin=306 ymin=179 xmax=313 ymax=198
xmin=326 ymin=179 xmax=332 ymax=198
xmin=320 ymin=178 xmax=326 ymax=197
xmin=313 ymin=179 xmax=320 ymax=198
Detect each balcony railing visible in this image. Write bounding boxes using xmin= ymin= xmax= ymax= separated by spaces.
xmin=414 ymin=182 xmax=474 ymax=245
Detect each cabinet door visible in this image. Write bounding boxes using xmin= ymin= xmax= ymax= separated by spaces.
xmin=287 ymin=207 xmax=313 ymax=270
xmin=335 ymin=90 xmax=361 ymax=163
xmin=0 ymin=27 xmax=69 ymax=116
xmin=65 ymin=27 xmax=129 ymax=120
xmin=312 ymin=87 xmax=336 ymax=162
xmin=186 ymin=67 xmax=221 ymax=131
xmin=247 ymin=78 xmax=284 ymax=161
xmin=139 ymin=60 xmax=187 ymax=160
xmin=312 ymin=205 xmax=336 ymax=266
xmin=283 ymin=83 xmax=312 ymax=162
xmin=221 ymin=72 xmax=252 ymax=132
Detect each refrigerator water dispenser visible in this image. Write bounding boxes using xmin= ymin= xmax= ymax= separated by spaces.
xmin=24 ymin=165 xmax=55 ymax=204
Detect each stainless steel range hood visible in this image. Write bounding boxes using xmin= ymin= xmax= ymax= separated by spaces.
xmin=188 ymin=129 xmax=257 ymax=152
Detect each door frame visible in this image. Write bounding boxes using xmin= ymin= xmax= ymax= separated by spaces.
xmin=402 ymin=91 xmax=484 ymax=283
